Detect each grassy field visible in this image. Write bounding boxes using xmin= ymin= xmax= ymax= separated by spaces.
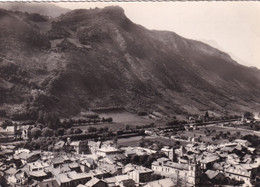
xmin=97 ymin=111 xmax=154 ymax=125
xmin=76 ymin=122 xmax=124 ymax=132
xmin=76 ymin=110 xmax=156 ymax=132
xmin=117 ymin=135 xmax=186 ymax=147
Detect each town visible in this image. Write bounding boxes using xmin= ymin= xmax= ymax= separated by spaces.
xmin=0 ymin=110 xmax=260 ymax=187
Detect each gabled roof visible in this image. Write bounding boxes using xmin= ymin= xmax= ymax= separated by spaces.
xmin=205 ymin=170 xmax=220 ymax=179
xmin=200 ymin=155 xmax=219 ymax=164
xmin=29 ymin=170 xmax=47 ymax=177
xmin=107 ymin=153 xmax=126 ymax=161
xmin=144 ymin=178 xmax=175 ymax=187
xmin=18 ymin=151 xmax=40 ymax=160
xmin=85 ymin=177 xmax=106 ymax=187
xmin=38 ymin=179 xmax=59 ymax=187
xmin=70 ymin=141 xmax=80 ymax=146
xmin=51 ymin=157 xmax=64 ymax=164
xmin=234 ymin=139 xmax=248 ymax=144
xmin=220 ymin=146 xmax=235 ymax=153
xmin=54 ymin=141 xmax=65 ymax=149
xmin=4 ymin=167 xmax=17 ymax=175
xmin=69 ymin=162 xmax=79 ymax=169
xmin=98 ymin=146 xmax=119 ymax=153
xmin=51 ymin=164 xmax=71 ymax=176
xmin=77 ymin=185 xmax=87 ymax=187
xmin=225 ymin=167 xmax=251 ymax=177
xmin=213 ymin=163 xmax=224 ymax=171
xmin=157 ymin=157 xmax=170 ymax=162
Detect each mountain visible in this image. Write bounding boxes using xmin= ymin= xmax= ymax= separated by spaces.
xmin=1 ymin=6 xmax=260 ymax=120
xmin=0 ymin=2 xmax=70 ymax=17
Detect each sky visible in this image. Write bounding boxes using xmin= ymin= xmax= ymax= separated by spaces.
xmin=54 ymin=2 xmax=260 ymax=68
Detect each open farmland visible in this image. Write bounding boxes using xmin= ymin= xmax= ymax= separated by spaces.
xmin=76 ymin=110 xmax=156 ymax=132
xmin=97 ymin=110 xmax=154 ymax=125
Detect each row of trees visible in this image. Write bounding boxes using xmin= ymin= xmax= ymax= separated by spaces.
xmin=37 ymin=111 xmax=113 ymax=130
xmin=166 ymin=120 xmax=187 ymax=126
xmin=30 ymin=126 xmax=87 ymax=139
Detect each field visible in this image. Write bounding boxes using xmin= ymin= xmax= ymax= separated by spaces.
xmin=117 ymin=135 xmax=186 ymax=147
xmin=97 ymin=111 xmax=153 ymax=125
xmin=76 ymin=110 xmax=155 ymax=132
xmin=175 ymin=124 xmax=260 ymax=145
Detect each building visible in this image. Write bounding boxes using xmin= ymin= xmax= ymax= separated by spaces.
xmin=16 ymin=151 xmax=41 ymax=164
xmin=234 ymin=139 xmax=251 ymax=147
xmin=27 ymin=161 xmax=50 ymax=172
xmin=127 ymin=165 xmax=153 ymax=183
xmin=55 ymin=171 xmax=92 ymax=187
xmin=6 ymin=169 xmax=28 ymax=186
xmin=70 ymin=141 xmax=91 ymax=155
xmin=84 ymin=177 xmax=108 ymax=187
xmin=38 ymin=178 xmax=60 ymax=187
xmin=97 ymin=147 xmax=121 ymax=157
xmin=143 ymin=178 xmax=175 ymax=187
xmin=161 ymin=146 xmax=174 ymax=161
xmin=151 ymin=157 xmax=201 ymax=185
xmin=205 ymin=170 xmax=225 ymax=181
xmin=224 ymin=167 xmax=252 ymax=185
xmin=104 ymin=174 xmax=135 ymax=187
xmin=199 ymin=155 xmax=220 ymax=170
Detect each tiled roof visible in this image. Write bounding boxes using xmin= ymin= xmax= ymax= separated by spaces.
xmin=205 ymin=170 xmax=220 ymax=179
xmin=69 ymin=162 xmax=79 ymax=169
xmin=51 ymin=157 xmax=64 ymax=164
xmin=85 ymin=177 xmax=101 ymax=186
xmin=29 ymin=170 xmax=47 ymax=177
xmin=153 ymin=159 xmax=189 ymax=171
xmin=225 ymin=167 xmax=251 ymax=177
xmin=38 ymin=179 xmax=59 ymax=187
xmin=156 ymin=157 xmax=170 ymax=162
xmin=144 ymin=178 xmax=174 ymax=187
xmin=200 ymin=155 xmax=219 ymax=164
xmin=98 ymin=147 xmax=119 ymax=153
xmin=4 ymin=167 xmax=17 ymax=175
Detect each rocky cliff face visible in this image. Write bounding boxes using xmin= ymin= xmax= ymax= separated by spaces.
xmin=0 ymin=6 xmax=260 ymax=120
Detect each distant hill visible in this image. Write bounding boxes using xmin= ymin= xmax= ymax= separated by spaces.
xmin=0 ymin=2 xmax=70 ymax=17
xmin=0 ymin=6 xmax=260 ymax=120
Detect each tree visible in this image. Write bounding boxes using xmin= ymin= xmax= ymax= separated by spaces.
xmin=74 ymin=128 xmax=83 ymax=134
xmin=107 ymin=117 xmax=113 ymax=123
xmin=166 ymin=120 xmax=180 ymax=126
xmin=88 ymin=126 xmax=97 ymax=133
xmin=56 ymin=128 xmax=65 ymax=136
xmin=37 ymin=111 xmax=45 ymax=124
xmin=139 ymin=136 xmax=145 ymax=147
xmin=174 ymin=173 xmax=183 ymax=187
xmin=113 ymin=136 xmax=118 ymax=145
xmin=131 ymin=155 xmax=139 ymax=164
xmin=65 ymin=128 xmax=74 ymax=135
xmin=31 ymin=127 xmax=42 ymax=139
xmin=205 ymin=111 xmax=209 ymax=119
xmin=1 ymin=120 xmax=13 ymax=129
xmin=42 ymin=127 xmax=53 ymax=137
xmin=244 ymin=112 xmax=253 ymax=119
xmin=139 ymin=155 xmax=149 ymax=165
xmin=125 ymin=124 xmax=130 ymax=130
xmin=172 ymin=151 xmax=178 ymax=162
xmin=103 ymin=126 xmax=109 ymax=132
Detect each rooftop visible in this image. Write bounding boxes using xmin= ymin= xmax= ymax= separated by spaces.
xmin=29 ymin=170 xmax=47 ymax=177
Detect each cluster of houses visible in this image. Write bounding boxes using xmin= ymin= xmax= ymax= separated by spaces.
xmin=0 ymin=137 xmax=260 ymax=187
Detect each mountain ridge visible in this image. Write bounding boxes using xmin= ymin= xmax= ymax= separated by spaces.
xmin=0 ymin=2 xmax=70 ymax=17
xmin=0 ymin=6 xmax=260 ymax=120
